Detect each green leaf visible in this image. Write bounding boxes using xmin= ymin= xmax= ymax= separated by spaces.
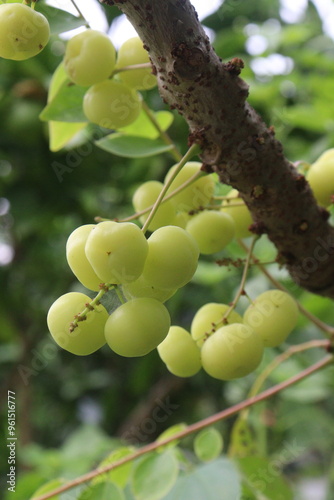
xmin=92 ymin=446 xmax=135 ymax=488
xmin=95 ymin=134 xmax=174 ymax=158
xmin=30 ymin=478 xmax=63 ymax=499
xmin=156 ymin=423 xmax=188 ymax=451
xmin=163 ymin=457 xmax=241 ymax=500
xmin=119 ymin=110 xmax=174 ymax=139
xmin=131 ymin=450 xmax=179 ymax=500
xmin=237 ymin=456 xmax=293 ymax=500
xmin=229 ymin=417 xmax=258 ymax=458
xmin=194 ymin=428 xmax=224 ymax=462
xmin=35 ymin=4 xmax=86 ymax=35
xmin=40 ymin=81 xmax=87 ymax=123
xmin=77 ymin=481 xmax=125 ymax=500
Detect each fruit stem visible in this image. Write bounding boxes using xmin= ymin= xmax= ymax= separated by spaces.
xmin=141 ymin=101 xmax=183 ymax=162
xmin=32 ymin=354 xmax=333 ymax=500
xmin=141 ymin=143 xmax=201 ymax=234
xmin=69 ymin=0 xmax=90 ymax=28
xmin=69 ymin=283 xmax=112 ymax=332
xmin=114 ymin=285 xmax=126 ymax=305
xmin=113 ymin=62 xmax=152 ymax=74
xmin=240 ymin=338 xmax=330 ymax=420
xmin=238 ymin=239 xmax=334 ymax=337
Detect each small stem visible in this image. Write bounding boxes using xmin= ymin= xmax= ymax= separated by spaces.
xmin=69 ymin=0 xmax=90 ymax=28
xmin=241 ymin=339 xmax=330 ymax=419
xmin=114 ymin=285 xmax=126 ymax=304
xmin=142 ymin=101 xmax=182 ymax=162
xmin=238 ymin=240 xmax=334 ymax=336
xmin=141 ymin=143 xmax=201 ymax=234
xmin=70 ymin=284 xmax=112 ymax=332
xmin=33 ymin=354 xmax=333 ymax=500
xmin=113 ymin=62 xmax=152 ymax=74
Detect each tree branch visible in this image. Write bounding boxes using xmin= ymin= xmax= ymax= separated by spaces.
xmin=102 ymin=0 xmax=334 ymax=299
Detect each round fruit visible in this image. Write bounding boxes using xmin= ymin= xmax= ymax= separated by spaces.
xmin=116 ymin=36 xmax=156 ymax=90
xmin=221 ymin=189 xmax=253 ymax=239
xmin=64 ymin=29 xmax=116 ymax=86
xmin=66 ymin=224 xmax=102 ymax=291
xmin=186 ymin=210 xmax=235 ymax=254
xmin=157 ymin=326 xmax=202 ymax=377
xmin=0 ymin=3 xmax=50 ymax=61
xmin=194 ymin=428 xmax=224 ymax=462
xmin=132 ymin=180 xmax=177 ymax=231
xmin=122 ymin=274 xmax=176 ymax=303
xmin=85 ymin=221 xmax=148 ymax=284
xmin=307 ymin=149 xmax=334 ymax=207
xmin=83 ymin=80 xmax=141 ymax=129
xmin=243 ymin=290 xmax=299 ymax=347
xmin=47 ymin=292 xmax=108 ymax=355
xmin=201 ymin=323 xmax=264 ymax=380
xmin=104 ymin=298 xmax=170 ymax=357
xmin=191 ymin=303 xmax=243 ymax=347
xmin=141 ymin=226 xmax=199 ymax=289
xmin=165 ymin=162 xmax=215 ymax=213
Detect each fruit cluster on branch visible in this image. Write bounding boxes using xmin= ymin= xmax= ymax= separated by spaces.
xmin=101 ymin=0 xmax=334 ymax=300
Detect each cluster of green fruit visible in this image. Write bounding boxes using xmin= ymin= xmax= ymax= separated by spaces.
xmin=161 ymin=289 xmax=298 ymax=380
xmin=0 ymin=2 xmax=50 ymax=61
xmin=133 ymin=161 xmax=254 ymax=255
xmin=47 ymin=158 xmax=299 ymax=381
xmin=62 ymin=29 xmax=157 ymax=129
xmin=307 ymin=149 xmax=334 ymax=208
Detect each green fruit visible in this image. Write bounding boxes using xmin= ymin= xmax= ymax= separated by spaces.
xmin=64 ymin=29 xmax=116 ymax=86
xmin=157 ymin=326 xmax=202 ymax=377
xmin=307 ymin=149 xmax=334 ymax=207
xmin=122 ymin=274 xmax=176 ymax=303
xmin=141 ymin=226 xmax=199 ymax=289
xmin=47 ymin=292 xmax=108 ymax=355
xmin=186 ymin=210 xmax=235 ymax=254
xmin=191 ymin=303 xmax=243 ymax=347
xmin=104 ymin=298 xmax=170 ymax=357
xmin=83 ymin=80 xmax=141 ymax=129
xmin=66 ymin=224 xmax=102 ymax=291
xmin=201 ymin=323 xmax=264 ymax=380
xmin=165 ymin=162 xmax=215 ymax=213
xmin=221 ymin=189 xmax=253 ymax=239
xmin=85 ymin=221 xmax=148 ymax=284
xmin=116 ymin=36 xmax=157 ymax=90
xmin=132 ymin=180 xmax=177 ymax=231
xmin=243 ymin=290 xmax=299 ymax=347
xmin=0 ymin=3 xmax=50 ymax=61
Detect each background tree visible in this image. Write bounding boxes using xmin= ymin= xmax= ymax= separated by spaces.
xmin=1 ymin=1 xmax=334 ymax=499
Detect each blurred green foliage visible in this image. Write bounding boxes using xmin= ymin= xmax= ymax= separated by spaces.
xmin=0 ymin=1 xmax=334 ymax=499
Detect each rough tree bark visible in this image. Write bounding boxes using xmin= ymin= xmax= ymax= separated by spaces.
xmin=102 ymin=0 xmax=334 ymax=300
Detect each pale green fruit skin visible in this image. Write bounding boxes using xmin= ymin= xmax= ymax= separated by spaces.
xmin=186 ymin=210 xmax=235 ymax=254
xmin=221 ymin=189 xmax=253 ymax=239
xmin=104 ymin=298 xmax=170 ymax=357
xmin=157 ymin=326 xmax=202 ymax=377
xmin=47 ymin=292 xmax=108 ymax=355
xmin=122 ymin=274 xmax=176 ymax=303
xmin=165 ymin=162 xmax=215 ymax=212
xmin=85 ymin=221 xmax=148 ymax=284
xmin=64 ymin=29 xmax=116 ymax=86
xmin=307 ymin=149 xmax=334 ymax=207
xmin=201 ymin=323 xmax=264 ymax=381
xmin=191 ymin=302 xmax=243 ymax=347
xmin=83 ymin=80 xmax=141 ymax=129
xmin=116 ymin=36 xmax=157 ymax=90
xmin=66 ymin=224 xmax=102 ymax=291
xmin=142 ymin=226 xmax=199 ymax=289
xmin=194 ymin=428 xmax=223 ymax=462
xmin=243 ymin=290 xmax=299 ymax=347
xmin=0 ymin=4 xmax=50 ymax=61
xmin=132 ymin=180 xmax=177 ymax=231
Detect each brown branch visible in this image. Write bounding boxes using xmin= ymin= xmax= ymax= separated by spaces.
xmin=32 ymin=353 xmax=333 ymax=500
xmin=102 ymin=0 xmax=334 ymax=299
